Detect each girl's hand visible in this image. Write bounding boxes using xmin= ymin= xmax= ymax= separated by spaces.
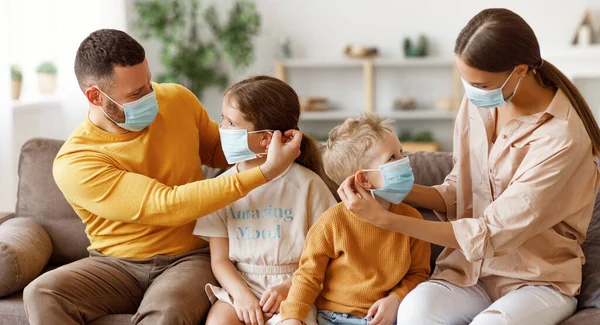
xmin=259 ymin=280 xmax=291 ymax=315
xmin=367 ymin=295 xmax=401 ymax=325
xmin=232 ymin=290 xmax=265 ymax=325
xmin=338 ymin=175 xmax=386 ymax=226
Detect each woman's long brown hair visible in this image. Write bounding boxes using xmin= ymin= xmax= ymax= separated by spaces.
xmin=455 ymin=8 xmax=600 ymax=155
xmin=224 ymin=75 xmax=340 ymax=200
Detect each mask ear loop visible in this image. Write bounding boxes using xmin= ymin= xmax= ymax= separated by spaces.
xmin=247 ymin=129 xmax=274 ymax=157
xmin=358 ymin=169 xmax=381 ymax=199
xmin=94 ymin=87 xmax=125 ymax=126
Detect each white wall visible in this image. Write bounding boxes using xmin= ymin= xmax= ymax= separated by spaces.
xmin=0 ymin=1 xmax=14 ymax=212
xmin=3 ymin=0 xmax=128 ymax=211
xmin=130 ymin=0 xmax=592 ymax=117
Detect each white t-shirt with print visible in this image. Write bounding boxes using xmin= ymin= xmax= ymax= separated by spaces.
xmin=194 ymin=162 xmax=337 ymax=295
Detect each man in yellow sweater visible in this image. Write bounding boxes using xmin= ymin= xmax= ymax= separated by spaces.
xmin=22 ymin=29 xmax=302 ymax=325
xmin=281 ymin=114 xmax=430 ymax=325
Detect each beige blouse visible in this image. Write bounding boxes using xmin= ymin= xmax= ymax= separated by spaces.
xmin=433 ymin=89 xmax=600 ymax=300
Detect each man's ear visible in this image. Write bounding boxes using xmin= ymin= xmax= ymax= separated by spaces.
xmin=85 ymin=86 xmax=103 ymax=107
xmin=354 ymin=170 xmax=373 ymax=190
xmin=260 ymin=132 xmax=273 ymax=152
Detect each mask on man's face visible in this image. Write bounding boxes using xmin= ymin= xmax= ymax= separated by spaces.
xmin=95 ymin=86 xmax=159 ymax=132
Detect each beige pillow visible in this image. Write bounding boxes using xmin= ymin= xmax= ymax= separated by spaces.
xmin=0 ymin=217 xmax=52 ymax=297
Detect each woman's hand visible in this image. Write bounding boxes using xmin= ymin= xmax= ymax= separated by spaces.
xmin=367 ymin=295 xmax=401 ymax=325
xmin=259 ymin=279 xmax=291 ymax=315
xmin=232 ymin=290 xmax=265 ymax=325
xmin=337 ymin=175 xmax=387 ymax=227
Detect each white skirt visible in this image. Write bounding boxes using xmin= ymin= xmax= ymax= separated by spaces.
xmin=206 ymin=262 xmax=318 ymax=325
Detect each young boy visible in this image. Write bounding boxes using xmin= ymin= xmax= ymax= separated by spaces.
xmin=280 ymin=113 xmax=430 ymax=325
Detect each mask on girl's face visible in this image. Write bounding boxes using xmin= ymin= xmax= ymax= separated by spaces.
xmin=95 ymin=87 xmax=159 ymax=132
xmin=219 ymin=128 xmax=272 ymax=164
xmin=362 ymin=157 xmax=414 ymax=204
xmin=461 ymin=67 xmax=523 ymax=109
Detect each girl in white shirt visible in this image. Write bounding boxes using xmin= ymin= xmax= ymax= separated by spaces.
xmin=194 ymin=76 xmax=338 ymax=325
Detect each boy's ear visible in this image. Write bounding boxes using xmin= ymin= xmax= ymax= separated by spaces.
xmin=354 ymin=170 xmax=373 ymax=190
xmin=260 ymin=132 xmax=273 ymax=152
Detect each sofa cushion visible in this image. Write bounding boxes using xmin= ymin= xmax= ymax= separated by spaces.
xmin=0 ymin=292 xmax=28 ymax=325
xmin=16 ymin=138 xmax=90 ymax=266
xmin=0 ymin=292 xmax=133 ymax=325
xmin=407 ymin=151 xmax=454 ymax=187
xmin=579 ymin=182 xmax=600 ymax=309
xmin=0 ymin=218 xmax=52 ymax=297
xmin=558 ymin=308 xmax=600 ymax=325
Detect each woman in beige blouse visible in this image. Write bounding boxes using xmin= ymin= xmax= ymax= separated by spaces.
xmin=337 ymin=8 xmax=600 ymax=325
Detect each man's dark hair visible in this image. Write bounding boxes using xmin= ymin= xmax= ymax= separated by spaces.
xmin=74 ymin=29 xmax=145 ymax=91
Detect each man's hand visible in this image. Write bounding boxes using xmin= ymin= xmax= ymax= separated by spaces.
xmin=260 ymin=130 xmax=302 ymax=181
xmin=259 ymin=280 xmax=291 ymax=315
xmin=367 ymin=295 xmax=401 ymax=325
xmin=338 ymin=175 xmax=387 ymax=227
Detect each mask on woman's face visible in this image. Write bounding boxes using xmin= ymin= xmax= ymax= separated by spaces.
xmin=461 ymin=67 xmax=524 ymax=109
xmin=362 ymin=157 xmax=414 ymax=204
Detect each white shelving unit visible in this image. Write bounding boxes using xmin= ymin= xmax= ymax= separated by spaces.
xmin=274 ymin=57 xmax=461 ymax=151
xmin=300 ymin=109 xmax=456 ymax=121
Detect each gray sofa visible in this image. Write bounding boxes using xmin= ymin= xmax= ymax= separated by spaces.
xmin=0 ymin=138 xmax=598 ymax=324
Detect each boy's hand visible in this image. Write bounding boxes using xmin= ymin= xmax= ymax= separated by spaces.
xmin=232 ymin=290 xmax=265 ymax=325
xmin=281 ymin=320 xmax=303 ymax=325
xmin=338 ymin=175 xmax=386 ymax=226
xmin=261 ymin=130 xmax=302 ymax=181
xmin=367 ymin=295 xmax=401 ymax=325
xmin=259 ymin=279 xmax=291 ymax=314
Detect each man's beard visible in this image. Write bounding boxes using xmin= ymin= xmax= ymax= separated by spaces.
xmin=104 ymin=100 xmax=126 ymax=123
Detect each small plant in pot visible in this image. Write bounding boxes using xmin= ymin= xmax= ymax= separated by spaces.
xmin=36 ymin=61 xmax=57 ymax=94
xmin=11 ymin=65 xmax=22 ymax=100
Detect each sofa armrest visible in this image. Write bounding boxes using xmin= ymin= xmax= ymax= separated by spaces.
xmin=0 ymin=212 xmax=15 ymax=225
xmin=559 ymin=308 xmax=600 ymax=324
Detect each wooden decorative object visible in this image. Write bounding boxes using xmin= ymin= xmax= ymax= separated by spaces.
xmin=344 ymin=45 xmax=378 ymax=58
xmin=300 ymin=97 xmax=330 ymax=112
xmin=572 ymin=9 xmax=600 ymax=45
xmin=402 ymin=142 xmax=440 ymax=153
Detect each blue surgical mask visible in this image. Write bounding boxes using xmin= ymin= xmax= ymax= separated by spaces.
xmin=96 ymin=87 xmax=159 ymax=132
xmin=363 ymin=157 xmax=415 ymax=204
xmin=219 ymin=128 xmax=272 ymax=164
xmin=461 ymin=68 xmax=523 ymax=109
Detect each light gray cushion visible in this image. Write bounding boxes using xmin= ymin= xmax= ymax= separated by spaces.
xmin=0 ymin=218 xmax=52 ymax=297
xmin=558 ymin=308 xmax=600 ymax=325
xmin=16 ymin=138 xmax=89 ymax=265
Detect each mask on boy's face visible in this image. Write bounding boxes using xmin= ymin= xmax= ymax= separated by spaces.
xmin=361 ymin=157 xmax=414 ymax=204
xmin=219 ymin=128 xmax=272 ymax=164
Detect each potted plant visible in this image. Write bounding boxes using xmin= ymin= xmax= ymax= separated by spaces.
xmin=400 ymin=131 xmax=441 ymax=152
xmin=133 ymin=0 xmax=261 ymax=99
xmin=36 ymin=61 xmax=57 ymax=94
xmin=11 ymin=65 xmax=22 ymax=100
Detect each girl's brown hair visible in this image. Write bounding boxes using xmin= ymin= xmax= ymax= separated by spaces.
xmin=456 ymin=8 xmax=600 ymax=155
xmin=224 ymin=75 xmax=340 ymax=200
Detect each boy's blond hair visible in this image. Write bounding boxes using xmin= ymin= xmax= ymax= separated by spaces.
xmin=323 ymin=113 xmax=395 ymax=185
